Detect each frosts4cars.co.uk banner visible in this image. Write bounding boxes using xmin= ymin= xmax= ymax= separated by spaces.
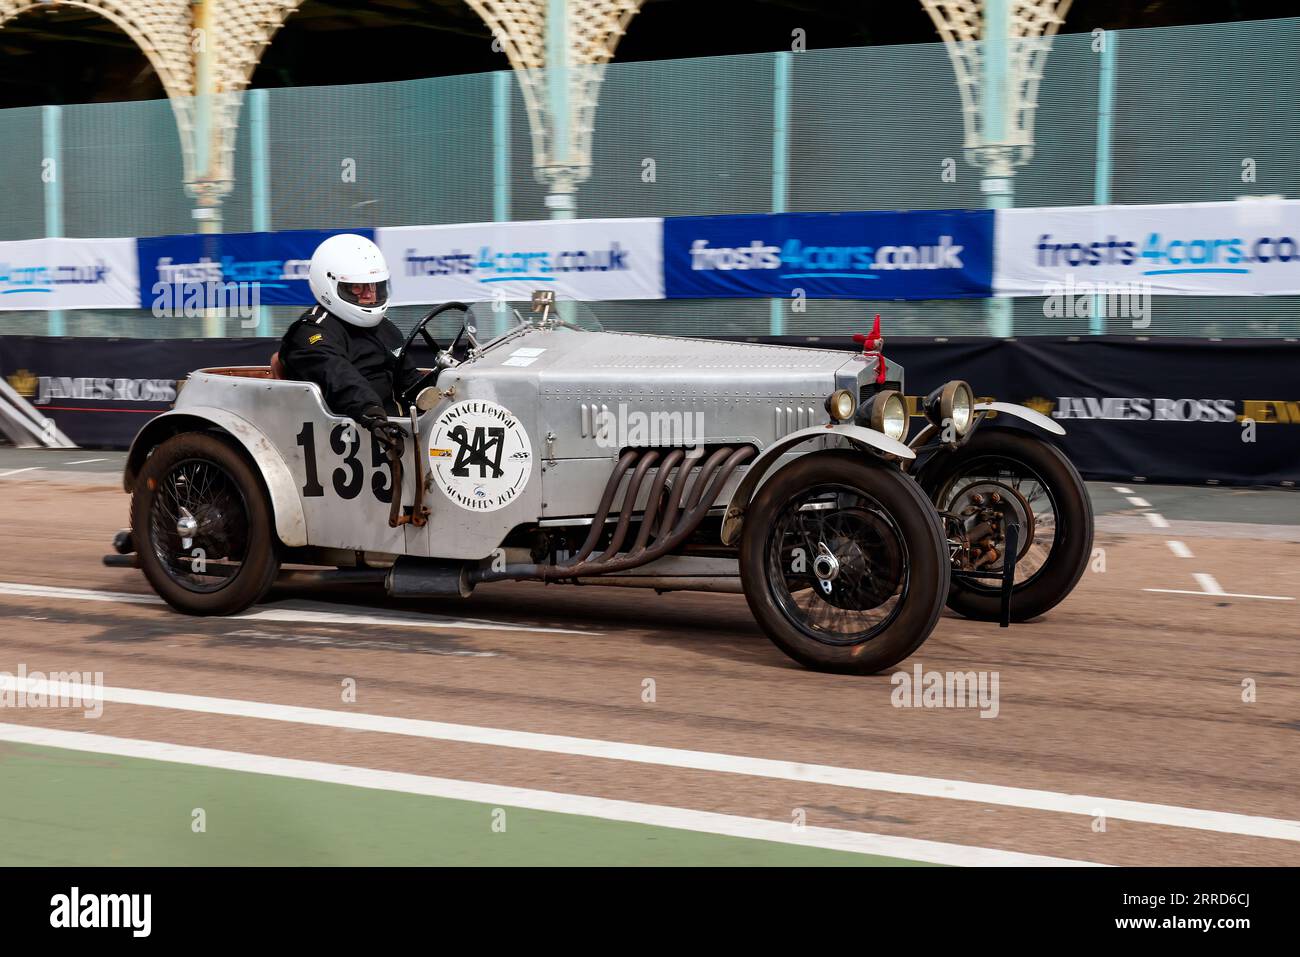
xmin=0 ymin=238 xmax=139 ymax=311
xmin=662 ymin=210 xmax=995 ymax=300
xmin=377 ymin=218 xmax=664 ymax=304
xmin=994 ymin=200 xmax=1300 ymax=296
xmin=136 ymin=228 xmax=373 ymax=308
xmin=9 ymin=202 xmax=1300 ymax=315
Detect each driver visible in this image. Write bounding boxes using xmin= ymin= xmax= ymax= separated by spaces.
xmin=278 ymin=234 xmax=424 ymax=451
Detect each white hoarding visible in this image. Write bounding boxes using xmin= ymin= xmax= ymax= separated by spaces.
xmin=0 ymin=237 xmax=140 ymax=310
xmin=378 ymin=218 xmax=664 ymax=304
xmin=994 ymin=200 xmax=1300 ymax=296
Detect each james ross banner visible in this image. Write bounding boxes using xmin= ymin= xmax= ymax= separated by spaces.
xmin=2 ymin=336 xmax=1295 ymax=485
xmin=733 ymin=336 xmax=1300 ymax=486
xmin=0 ymin=337 xmax=275 ymax=448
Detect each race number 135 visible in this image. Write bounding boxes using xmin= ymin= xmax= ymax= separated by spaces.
xmin=295 ymin=421 xmax=394 ymax=502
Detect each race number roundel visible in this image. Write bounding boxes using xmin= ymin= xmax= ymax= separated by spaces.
xmin=427 ymin=400 xmax=532 ymax=511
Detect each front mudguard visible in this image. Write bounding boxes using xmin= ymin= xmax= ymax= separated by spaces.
xmin=719 ymin=423 xmax=914 ymax=546
xmin=972 ymin=402 xmax=1065 ymax=436
xmin=910 ymin=401 xmax=1066 ymax=482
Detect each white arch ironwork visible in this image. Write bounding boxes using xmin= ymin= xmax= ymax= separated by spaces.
xmin=3 ymin=2 xmax=1071 ymax=225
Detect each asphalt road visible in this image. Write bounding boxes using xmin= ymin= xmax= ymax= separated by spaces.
xmin=0 ymin=454 xmax=1297 ymax=865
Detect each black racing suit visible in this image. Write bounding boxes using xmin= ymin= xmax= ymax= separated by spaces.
xmin=279 ymin=305 xmax=424 ymax=419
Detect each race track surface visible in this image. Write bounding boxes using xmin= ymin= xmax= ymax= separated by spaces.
xmin=1 ymin=451 xmax=1297 ymax=866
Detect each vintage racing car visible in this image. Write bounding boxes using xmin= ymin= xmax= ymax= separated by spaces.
xmin=108 ymin=293 xmax=1093 ymax=674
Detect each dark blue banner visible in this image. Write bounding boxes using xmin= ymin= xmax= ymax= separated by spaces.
xmin=136 ymin=229 xmax=372 ymax=309
xmin=663 ymin=210 xmax=994 ymax=300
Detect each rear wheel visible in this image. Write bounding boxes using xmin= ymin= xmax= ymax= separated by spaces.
xmin=919 ymin=429 xmax=1093 ymax=622
xmin=739 ymin=453 xmax=948 ymax=675
xmin=131 ymin=432 xmax=280 ymax=615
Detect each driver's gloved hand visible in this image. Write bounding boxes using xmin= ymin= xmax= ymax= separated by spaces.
xmin=357 ymin=405 xmax=405 ymax=457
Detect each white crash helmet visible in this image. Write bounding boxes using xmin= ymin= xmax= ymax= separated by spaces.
xmin=308 ymin=233 xmax=390 ymax=328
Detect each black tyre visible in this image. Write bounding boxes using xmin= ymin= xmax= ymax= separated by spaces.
xmin=918 ymin=429 xmax=1093 ymax=622
xmin=131 ymin=432 xmax=280 ymax=616
xmin=739 ymin=452 xmax=949 ymax=675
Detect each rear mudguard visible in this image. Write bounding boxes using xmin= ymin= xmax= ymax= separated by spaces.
xmin=123 ymin=407 xmax=308 ymax=547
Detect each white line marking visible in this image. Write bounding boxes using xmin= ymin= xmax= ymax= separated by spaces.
xmin=0 ymin=582 xmax=159 ymax=606
xmin=0 ymin=467 xmax=40 ymax=478
xmin=1166 ymin=540 xmax=1194 ymax=559
xmin=237 ymin=603 xmax=592 ymax=635
xmin=1 ymin=675 xmax=1295 ymax=844
xmin=0 ymin=723 xmax=1097 ymax=867
xmin=1126 ymin=496 xmax=1152 ymax=508
xmin=1096 ymin=516 xmax=1300 ymax=542
xmin=64 ymin=458 xmax=108 ymax=466
xmin=1112 ymin=486 xmax=1133 ymax=494
xmin=1143 ymin=512 xmax=1171 ymax=528
xmin=1143 ymin=588 xmax=1294 ymax=601
xmin=0 ymin=581 xmax=597 ymax=636
xmin=1193 ymin=573 xmax=1226 ymax=596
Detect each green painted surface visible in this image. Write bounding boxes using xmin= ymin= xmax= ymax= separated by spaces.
xmin=0 ymin=743 xmax=931 ymax=866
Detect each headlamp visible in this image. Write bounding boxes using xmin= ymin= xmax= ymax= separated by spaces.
xmin=923 ymin=380 xmax=975 ymax=437
xmin=825 ymin=388 xmax=857 ymax=422
xmin=863 ymin=389 xmax=908 ymax=442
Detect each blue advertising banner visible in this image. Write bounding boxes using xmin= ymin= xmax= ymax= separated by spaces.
xmin=663 ymin=210 xmax=994 ymax=300
xmin=136 ymin=229 xmax=373 ymax=308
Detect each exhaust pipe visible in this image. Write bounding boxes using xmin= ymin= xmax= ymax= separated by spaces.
xmin=386 ymin=556 xmax=474 ymax=599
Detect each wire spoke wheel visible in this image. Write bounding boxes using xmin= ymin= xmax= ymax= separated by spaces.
xmin=132 ymin=432 xmax=280 ymax=616
xmin=938 ymin=458 xmax=1058 ymax=587
xmin=148 ymin=457 xmax=251 ymax=593
xmin=766 ymin=484 xmax=909 ymax=645
xmin=918 ymin=430 xmax=1093 ymax=623
xmin=739 ymin=453 xmax=948 ymax=675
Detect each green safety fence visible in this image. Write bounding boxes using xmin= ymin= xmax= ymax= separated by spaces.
xmin=1 ymin=16 xmax=1297 ymax=338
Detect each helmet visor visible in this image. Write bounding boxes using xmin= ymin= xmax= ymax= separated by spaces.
xmin=336 ymin=279 xmax=389 ymax=309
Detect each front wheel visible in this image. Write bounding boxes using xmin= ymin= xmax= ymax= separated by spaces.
xmin=739 ymin=452 xmax=949 ymax=675
xmin=918 ymin=429 xmax=1093 ymax=622
xmin=131 ymin=432 xmax=280 ymax=615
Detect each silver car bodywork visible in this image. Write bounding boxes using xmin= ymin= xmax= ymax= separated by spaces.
xmin=121 ymin=305 xmax=1091 ymax=674
xmin=127 ymin=323 xmax=910 ymax=567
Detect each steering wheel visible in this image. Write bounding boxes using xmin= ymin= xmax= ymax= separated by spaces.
xmin=397 ymin=301 xmax=467 ymax=407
